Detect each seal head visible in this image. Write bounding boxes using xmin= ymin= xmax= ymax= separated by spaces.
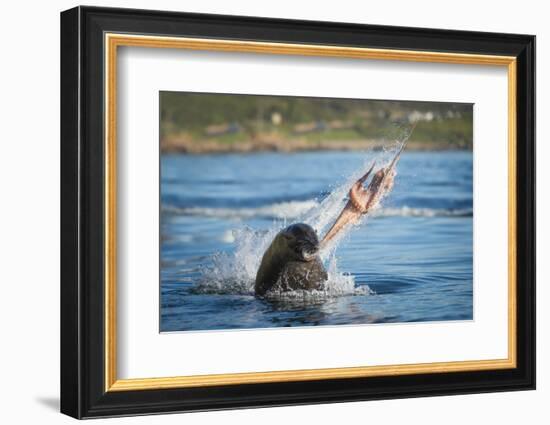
xmin=254 ymin=223 xmax=327 ymax=296
xmin=282 ymin=223 xmax=320 ymax=262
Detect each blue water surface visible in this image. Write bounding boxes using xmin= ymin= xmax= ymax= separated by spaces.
xmin=160 ymin=151 xmax=473 ymax=332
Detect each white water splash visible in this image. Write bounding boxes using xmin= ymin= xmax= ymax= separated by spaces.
xmin=195 ymin=226 xmax=278 ymax=295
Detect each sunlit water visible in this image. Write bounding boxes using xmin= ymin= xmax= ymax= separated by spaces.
xmin=160 ymin=150 xmax=473 ymax=332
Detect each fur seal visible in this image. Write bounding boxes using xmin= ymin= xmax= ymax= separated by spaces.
xmin=254 ymin=140 xmax=408 ymax=297
xmin=255 ymin=223 xmax=327 ymax=296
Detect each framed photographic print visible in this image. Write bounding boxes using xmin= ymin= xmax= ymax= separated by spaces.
xmin=60 ymin=6 xmax=535 ymax=419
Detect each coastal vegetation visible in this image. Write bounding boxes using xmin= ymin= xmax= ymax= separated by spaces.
xmin=160 ymin=92 xmax=473 ymax=153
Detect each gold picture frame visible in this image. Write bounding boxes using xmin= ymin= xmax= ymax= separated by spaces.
xmin=104 ymin=33 xmax=517 ymax=392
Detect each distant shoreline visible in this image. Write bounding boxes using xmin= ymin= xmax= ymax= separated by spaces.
xmin=160 ymin=138 xmax=471 ymax=154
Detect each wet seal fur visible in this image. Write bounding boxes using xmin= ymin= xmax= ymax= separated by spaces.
xmin=255 ymin=223 xmax=327 ymax=296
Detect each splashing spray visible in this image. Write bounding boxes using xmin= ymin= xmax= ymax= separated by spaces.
xmin=196 ymin=123 xmax=416 ymax=298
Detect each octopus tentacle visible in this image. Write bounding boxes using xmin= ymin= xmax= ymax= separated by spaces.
xmin=320 ymin=142 xmax=407 ymax=248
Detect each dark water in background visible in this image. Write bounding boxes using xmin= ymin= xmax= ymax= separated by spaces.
xmin=160 ymin=150 xmax=473 ymax=332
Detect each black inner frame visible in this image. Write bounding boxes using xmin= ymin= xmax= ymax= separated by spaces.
xmin=60 ymin=6 xmax=535 ymax=419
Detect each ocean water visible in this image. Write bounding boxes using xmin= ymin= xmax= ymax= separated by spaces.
xmin=160 ymin=150 xmax=473 ymax=332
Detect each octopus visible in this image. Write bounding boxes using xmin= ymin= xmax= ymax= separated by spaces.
xmin=254 ymin=141 xmax=406 ymax=296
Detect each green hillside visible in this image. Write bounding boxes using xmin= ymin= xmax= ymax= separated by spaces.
xmin=160 ymin=91 xmax=473 ymax=153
